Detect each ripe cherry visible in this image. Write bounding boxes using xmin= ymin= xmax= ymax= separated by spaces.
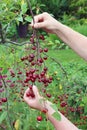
xmin=39 ymin=35 xmax=45 ymax=40
xmin=60 ymin=101 xmax=67 ymax=107
xmin=1 ymin=98 xmax=7 ymax=102
xmin=42 ymin=108 xmax=48 ymax=114
xmin=46 ymin=93 xmax=51 ymax=98
xmin=44 ymin=48 xmax=48 ymax=52
xmin=37 ymin=116 xmax=43 ymax=121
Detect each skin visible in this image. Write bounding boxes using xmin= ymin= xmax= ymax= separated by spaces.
xmin=24 ymin=86 xmax=78 ymax=130
xmin=23 ymin=12 xmax=87 ymax=129
xmin=31 ymin=12 xmax=87 ymax=61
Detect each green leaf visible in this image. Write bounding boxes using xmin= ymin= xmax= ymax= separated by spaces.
xmin=82 ymin=97 xmax=87 ymax=104
xmin=2 ymin=68 xmax=8 ymax=74
xmin=16 ymin=15 xmax=23 ymax=22
xmin=0 ymin=111 xmax=7 ymax=124
xmin=21 ymin=3 xmax=27 ymax=14
xmin=52 ymin=112 xmax=61 ymax=121
xmin=25 ymin=16 xmax=32 ymax=23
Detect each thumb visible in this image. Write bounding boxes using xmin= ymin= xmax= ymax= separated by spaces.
xmin=30 ymin=22 xmax=45 ymax=29
xmin=32 ymin=85 xmax=40 ymax=97
xmin=34 ymin=22 xmax=45 ymax=29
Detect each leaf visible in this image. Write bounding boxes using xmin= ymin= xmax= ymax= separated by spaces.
xmin=25 ymin=16 xmax=32 ymax=23
xmin=52 ymin=112 xmax=61 ymax=121
xmin=0 ymin=111 xmax=7 ymax=124
xmin=16 ymin=15 xmax=23 ymax=22
xmin=21 ymin=3 xmax=27 ymax=14
xmin=51 ymin=45 xmax=57 ymax=49
xmin=2 ymin=68 xmax=8 ymax=74
xmin=82 ymin=97 xmax=87 ymax=104
xmin=14 ymin=119 xmax=20 ymax=130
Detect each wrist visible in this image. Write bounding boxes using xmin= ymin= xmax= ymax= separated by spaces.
xmin=40 ymin=100 xmax=55 ymax=116
xmin=54 ymin=21 xmax=64 ymax=35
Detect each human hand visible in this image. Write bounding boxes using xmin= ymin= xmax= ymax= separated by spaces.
xmin=30 ymin=12 xmax=59 ymax=34
xmin=23 ymin=85 xmax=44 ymax=111
xmin=24 ymin=85 xmax=55 ymax=116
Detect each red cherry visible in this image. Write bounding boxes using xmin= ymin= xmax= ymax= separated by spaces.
xmin=29 ymin=54 xmax=35 ymax=59
xmin=44 ymin=48 xmax=48 ymax=52
xmin=42 ymin=108 xmax=48 ymax=114
xmin=43 ymin=56 xmax=47 ymax=60
xmin=46 ymin=93 xmax=51 ymax=98
xmin=26 ymin=90 xmax=35 ymax=98
xmin=39 ymin=48 xmax=43 ymax=53
xmin=39 ymin=35 xmax=45 ymax=40
xmin=1 ymin=98 xmax=7 ymax=102
xmin=32 ymin=46 xmax=36 ymax=50
xmin=60 ymin=101 xmax=67 ymax=107
xmin=37 ymin=116 xmax=43 ymax=121
xmin=30 ymin=37 xmax=35 ymax=43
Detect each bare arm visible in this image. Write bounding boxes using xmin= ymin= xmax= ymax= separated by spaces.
xmin=24 ymin=86 xmax=79 ymax=130
xmin=54 ymin=22 xmax=87 ymax=61
xmin=31 ymin=12 xmax=87 ymax=61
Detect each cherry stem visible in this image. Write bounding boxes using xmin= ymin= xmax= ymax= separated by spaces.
xmin=26 ymin=0 xmax=40 ymax=60
xmin=43 ymin=53 xmax=68 ymax=78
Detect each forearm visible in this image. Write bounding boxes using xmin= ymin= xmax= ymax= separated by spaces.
xmin=45 ymin=101 xmax=78 ymax=130
xmin=48 ymin=111 xmax=78 ymax=130
xmin=54 ymin=22 xmax=87 ymax=61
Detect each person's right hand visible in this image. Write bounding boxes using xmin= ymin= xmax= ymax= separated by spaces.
xmin=30 ymin=12 xmax=59 ymax=34
xmin=23 ymin=85 xmax=43 ymax=111
xmin=23 ymin=85 xmax=55 ymax=115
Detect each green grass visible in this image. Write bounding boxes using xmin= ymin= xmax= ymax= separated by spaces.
xmin=48 ymin=49 xmax=86 ymax=64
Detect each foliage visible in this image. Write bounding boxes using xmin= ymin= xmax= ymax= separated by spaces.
xmin=72 ymin=24 xmax=87 ymax=36
xmin=0 ymin=46 xmax=87 ymax=129
xmin=0 ymin=1 xmax=87 ymax=129
xmin=69 ymin=0 xmax=87 ymax=19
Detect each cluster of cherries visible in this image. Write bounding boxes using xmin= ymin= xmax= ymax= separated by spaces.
xmin=21 ymin=34 xmax=53 ymax=121
xmin=20 ymin=34 xmax=53 ymax=99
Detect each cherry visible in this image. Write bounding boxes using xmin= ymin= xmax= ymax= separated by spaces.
xmin=29 ymin=54 xmax=35 ymax=59
xmin=42 ymin=108 xmax=48 ymax=114
xmin=1 ymin=98 xmax=7 ymax=102
xmin=60 ymin=101 xmax=67 ymax=107
xmin=43 ymin=56 xmax=47 ymax=60
xmin=39 ymin=35 xmax=45 ymax=40
xmin=26 ymin=89 xmax=35 ymax=98
xmin=38 ymin=58 xmax=44 ymax=63
xmin=21 ymin=57 xmax=25 ymax=61
xmin=46 ymin=93 xmax=51 ymax=98
xmin=37 ymin=116 xmax=43 ymax=121
xmin=32 ymin=46 xmax=36 ymax=50
xmin=39 ymin=48 xmax=43 ymax=53
xmin=44 ymin=48 xmax=48 ymax=52
xmin=30 ymin=37 xmax=35 ymax=43
xmin=43 ymin=67 xmax=48 ymax=72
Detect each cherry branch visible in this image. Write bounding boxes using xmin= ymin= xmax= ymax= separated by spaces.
xmin=26 ymin=0 xmax=40 ymax=59
xmin=44 ymin=53 xmax=68 ymax=78
xmin=0 ymin=23 xmax=5 ymax=43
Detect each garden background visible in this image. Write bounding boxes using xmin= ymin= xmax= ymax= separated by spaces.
xmin=0 ymin=0 xmax=87 ymax=130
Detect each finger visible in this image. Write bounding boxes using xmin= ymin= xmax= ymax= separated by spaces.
xmin=23 ymin=88 xmax=30 ymax=100
xmin=34 ymin=22 xmax=46 ymax=29
xmin=34 ymin=14 xmax=44 ymax=23
xmin=30 ymin=13 xmax=45 ymax=27
xmin=32 ymin=85 xmax=40 ymax=97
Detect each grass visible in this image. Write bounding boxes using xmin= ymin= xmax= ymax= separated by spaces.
xmin=48 ymin=49 xmax=86 ymax=63
xmin=0 ymin=44 xmax=87 ymax=70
